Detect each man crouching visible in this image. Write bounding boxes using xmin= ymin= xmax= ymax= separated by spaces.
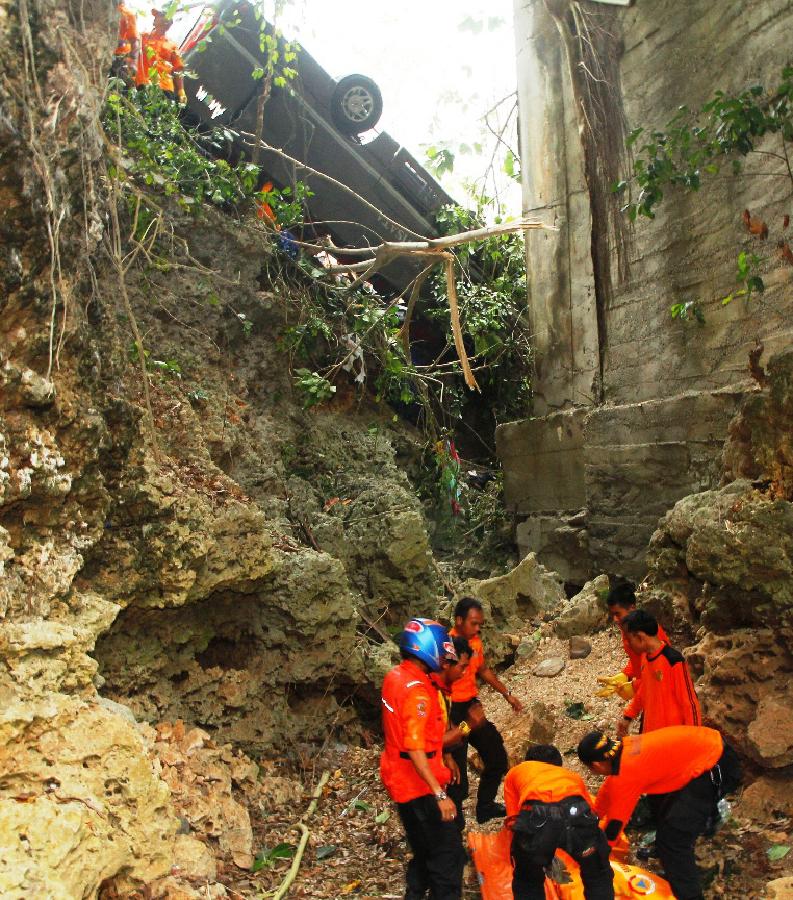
xmin=505 ymin=744 xmax=615 ymax=900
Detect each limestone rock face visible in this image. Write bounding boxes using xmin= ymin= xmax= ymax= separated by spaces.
xmin=553 ymin=574 xmax=610 ymax=639
xmin=686 ymin=629 xmax=793 ymax=766
xmin=452 ymin=553 xmax=566 ymax=663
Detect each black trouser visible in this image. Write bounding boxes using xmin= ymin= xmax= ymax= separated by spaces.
xmin=450 ymin=699 xmax=508 ymax=818
xmin=653 ymin=770 xmax=717 ymax=900
xmin=510 ymin=796 xmax=614 ymax=900
xmin=396 ymin=793 xmax=464 ymax=900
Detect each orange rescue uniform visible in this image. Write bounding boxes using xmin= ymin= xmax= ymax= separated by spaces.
xmin=116 ymin=4 xmax=138 ymax=57
xmin=448 ymin=631 xmax=483 ymax=702
xmin=136 ymin=33 xmax=184 ymax=93
xmin=504 ymin=762 xmax=596 ymax=819
xmin=380 ymin=659 xmax=451 ymax=804
xmin=623 ymin=644 xmax=701 ymax=732
xmin=621 ymin=621 xmax=669 ymax=685
xmin=593 ymin=726 xmax=723 ymax=842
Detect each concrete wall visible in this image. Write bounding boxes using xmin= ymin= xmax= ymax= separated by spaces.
xmin=505 ymin=0 xmax=793 ymax=582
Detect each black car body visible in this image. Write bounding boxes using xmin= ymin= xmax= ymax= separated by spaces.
xmin=182 ymin=1 xmax=456 ymax=290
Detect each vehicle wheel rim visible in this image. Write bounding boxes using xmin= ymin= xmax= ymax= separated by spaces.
xmin=340 ymin=85 xmax=375 ymax=123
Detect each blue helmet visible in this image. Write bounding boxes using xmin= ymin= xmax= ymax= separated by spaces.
xmin=400 ymin=618 xmax=457 ymax=673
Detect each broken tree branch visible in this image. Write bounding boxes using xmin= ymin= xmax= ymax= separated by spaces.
xmin=270 ymin=769 xmax=331 ymax=900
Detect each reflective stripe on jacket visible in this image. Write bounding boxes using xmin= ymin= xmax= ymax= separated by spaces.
xmin=380 ymin=659 xmax=450 ymax=803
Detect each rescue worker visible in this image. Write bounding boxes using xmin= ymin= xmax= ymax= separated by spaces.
xmin=596 ymin=583 xmax=669 ymax=702
xmin=433 ymin=635 xmax=486 ymax=752
xmin=578 ymin=726 xmax=740 ymax=900
xmin=380 ymin=618 xmax=464 ymax=899
xmin=136 ymin=8 xmax=186 ymax=103
xmin=449 ymin=596 xmax=523 ymax=824
xmin=113 ymin=3 xmax=139 ymax=87
xmin=616 ymin=609 xmax=700 ymax=738
xmin=505 ymin=744 xmax=615 ymax=900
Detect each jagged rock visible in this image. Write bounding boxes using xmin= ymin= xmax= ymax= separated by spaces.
xmin=553 ymin=574 xmax=610 ymax=639
xmin=723 ymin=350 xmax=793 ymax=499
xmin=533 ymin=657 xmax=566 ymax=678
xmin=516 ymin=633 xmax=540 ymax=661
xmin=569 ymin=636 xmax=592 ymax=659
xmin=765 ymin=878 xmax=793 ymax=900
xmin=452 ymin=553 xmax=566 ymax=664
xmin=687 ymin=629 xmax=793 ymax=766
xmin=738 ymin=776 xmax=793 ymax=820
xmin=748 ymin=694 xmax=793 ymax=768
xmin=646 ymin=480 xmax=793 ymax=632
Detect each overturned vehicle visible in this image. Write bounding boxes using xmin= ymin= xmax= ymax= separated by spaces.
xmin=181 ymin=0 xmax=456 ymax=291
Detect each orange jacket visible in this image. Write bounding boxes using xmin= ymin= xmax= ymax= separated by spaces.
xmin=449 ymin=631 xmax=484 ymax=702
xmin=504 ymin=762 xmax=596 ymax=819
xmin=594 ymin=726 xmax=723 ymax=842
xmin=116 ymin=4 xmax=138 ymax=56
xmin=380 ymin=660 xmax=451 ymax=803
xmin=136 ymin=33 xmax=184 ymax=93
xmin=623 ymin=643 xmax=701 ymax=732
xmin=621 ymin=621 xmax=669 ymax=682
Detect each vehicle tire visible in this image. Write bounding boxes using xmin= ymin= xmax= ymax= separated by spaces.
xmin=330 ymin=74 xmax=383 ymax=134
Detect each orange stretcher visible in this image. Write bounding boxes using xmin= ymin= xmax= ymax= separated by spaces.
xmin=468 ymin=830 xmax=675 ymax=899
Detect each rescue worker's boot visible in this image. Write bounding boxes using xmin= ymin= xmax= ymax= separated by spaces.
xmin=475 ymin=800 xmax=506 ymax=824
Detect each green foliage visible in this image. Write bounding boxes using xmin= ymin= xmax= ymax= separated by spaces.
xmin=670 ymin=300 xmax=705 ymax=324
xmin=294 ymin=369 xmax=336 ymax=408
xmin=616 ymin=68 xmax=793 ymax=220
xmin=425 ymin=202 xmax=532 ymax=425
xmin=104 ymin=85 xmax=259 ymax=211
xmin=252 ymin=842 xmax=295 ymax=872
xmin=618 ymin=68 xmax=793 ymax=322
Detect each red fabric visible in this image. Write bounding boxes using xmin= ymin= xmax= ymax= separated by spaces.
xmin=379 ymin=660 xmax=451 ymax=803
xmin=593 ymin=726 xmax=723 ymax=842
xmin=621 ymin=622 xmax=669 ymax=682
xmin=448 ymin=631 xmax=483 ymax=702
xmin=503 ymin=762 xmax=595 ymax=818
xmin=623 ymin=644 xmax=701 ymax=731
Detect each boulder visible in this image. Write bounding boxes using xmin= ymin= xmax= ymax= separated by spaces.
xmin=516 ymin=633 xmax=541 ymax=661
xmin=766 ymin=878 xmax=793 ymax=900
xmin=533 ymin=657 xmax=566 ymax=678
xmin=738 ymin=776 xmax=793 ymax=821
xmin=453 ymin=553 xmax=566 ymax=664
xmin=553 ymin=574 xmax=610 ymax=639
xmin=569 ymin=636 xmax=592 ymax=659
xmin=747 ymin=694 xmax=793 ymax=768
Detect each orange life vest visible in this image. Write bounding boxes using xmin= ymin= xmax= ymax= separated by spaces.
xmin=503 ymin=762 xmax=596 ymax=818
xmin=115 ymin=4 xmax=138 ymax=56
xmin=448 ymin=631 xmax=484 ymax=702
xmin=380 ymin=660 xmax=451 ymax=803
xmin=136 ymin=32 xmax=184 ymax=93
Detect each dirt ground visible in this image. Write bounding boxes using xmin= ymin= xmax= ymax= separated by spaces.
xmin=221 ymin=628 xmax=789 ymax=899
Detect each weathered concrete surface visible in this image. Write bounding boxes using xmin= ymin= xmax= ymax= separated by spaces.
xmin=509 ymin=0 xmax=793 ymax=580
xmin=500 ymin=388 xmax=743 ymax=580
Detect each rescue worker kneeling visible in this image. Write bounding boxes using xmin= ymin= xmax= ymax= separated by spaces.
xmin=505 ymin=744 xmax=615 ymax=900
xmin=380 ymin=618 xmax=465 ymax=899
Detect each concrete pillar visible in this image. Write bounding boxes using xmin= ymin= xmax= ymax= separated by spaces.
xmin=512 ymin=0 xmax=599 ymax=414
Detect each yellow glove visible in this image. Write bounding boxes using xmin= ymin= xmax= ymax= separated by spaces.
xmin=595 ymin=673 xmax=634 ymax=700
xmin=178 ymin=90 xmax=187 ymax=105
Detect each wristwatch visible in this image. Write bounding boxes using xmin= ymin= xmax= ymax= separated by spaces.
xmin=458 ymin=720 xmax=471 ymax=737
xmin=435 ymin=790 xmax=448 ymax=801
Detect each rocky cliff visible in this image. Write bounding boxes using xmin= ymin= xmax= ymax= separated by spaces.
xmin=643 ymin=349 xmax=793 ymax=783
xmin=0 ymin=1 xmax=439 ymax=894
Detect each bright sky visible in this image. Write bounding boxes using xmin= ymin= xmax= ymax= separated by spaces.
xmin=285 ymin=1 xmax=520 ymax=212
xmin=133 ymin=0 xmax=520 ymax=213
